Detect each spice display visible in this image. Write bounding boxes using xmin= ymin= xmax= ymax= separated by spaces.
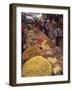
xmin=21 ymin=13 xmax=63 ymax=77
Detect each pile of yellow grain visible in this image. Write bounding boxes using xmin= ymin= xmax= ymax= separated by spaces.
xmin=22 ymin=56 xmax=52 ymax=77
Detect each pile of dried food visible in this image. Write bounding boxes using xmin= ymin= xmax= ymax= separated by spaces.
xmin=22 ymin=24 xmax=63 ymax=77
xmin=22 ymin=56 xmax=53 ymax=76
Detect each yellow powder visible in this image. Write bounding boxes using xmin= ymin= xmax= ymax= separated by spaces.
xmin=22 ymin=56 xmax=52 ymax=77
